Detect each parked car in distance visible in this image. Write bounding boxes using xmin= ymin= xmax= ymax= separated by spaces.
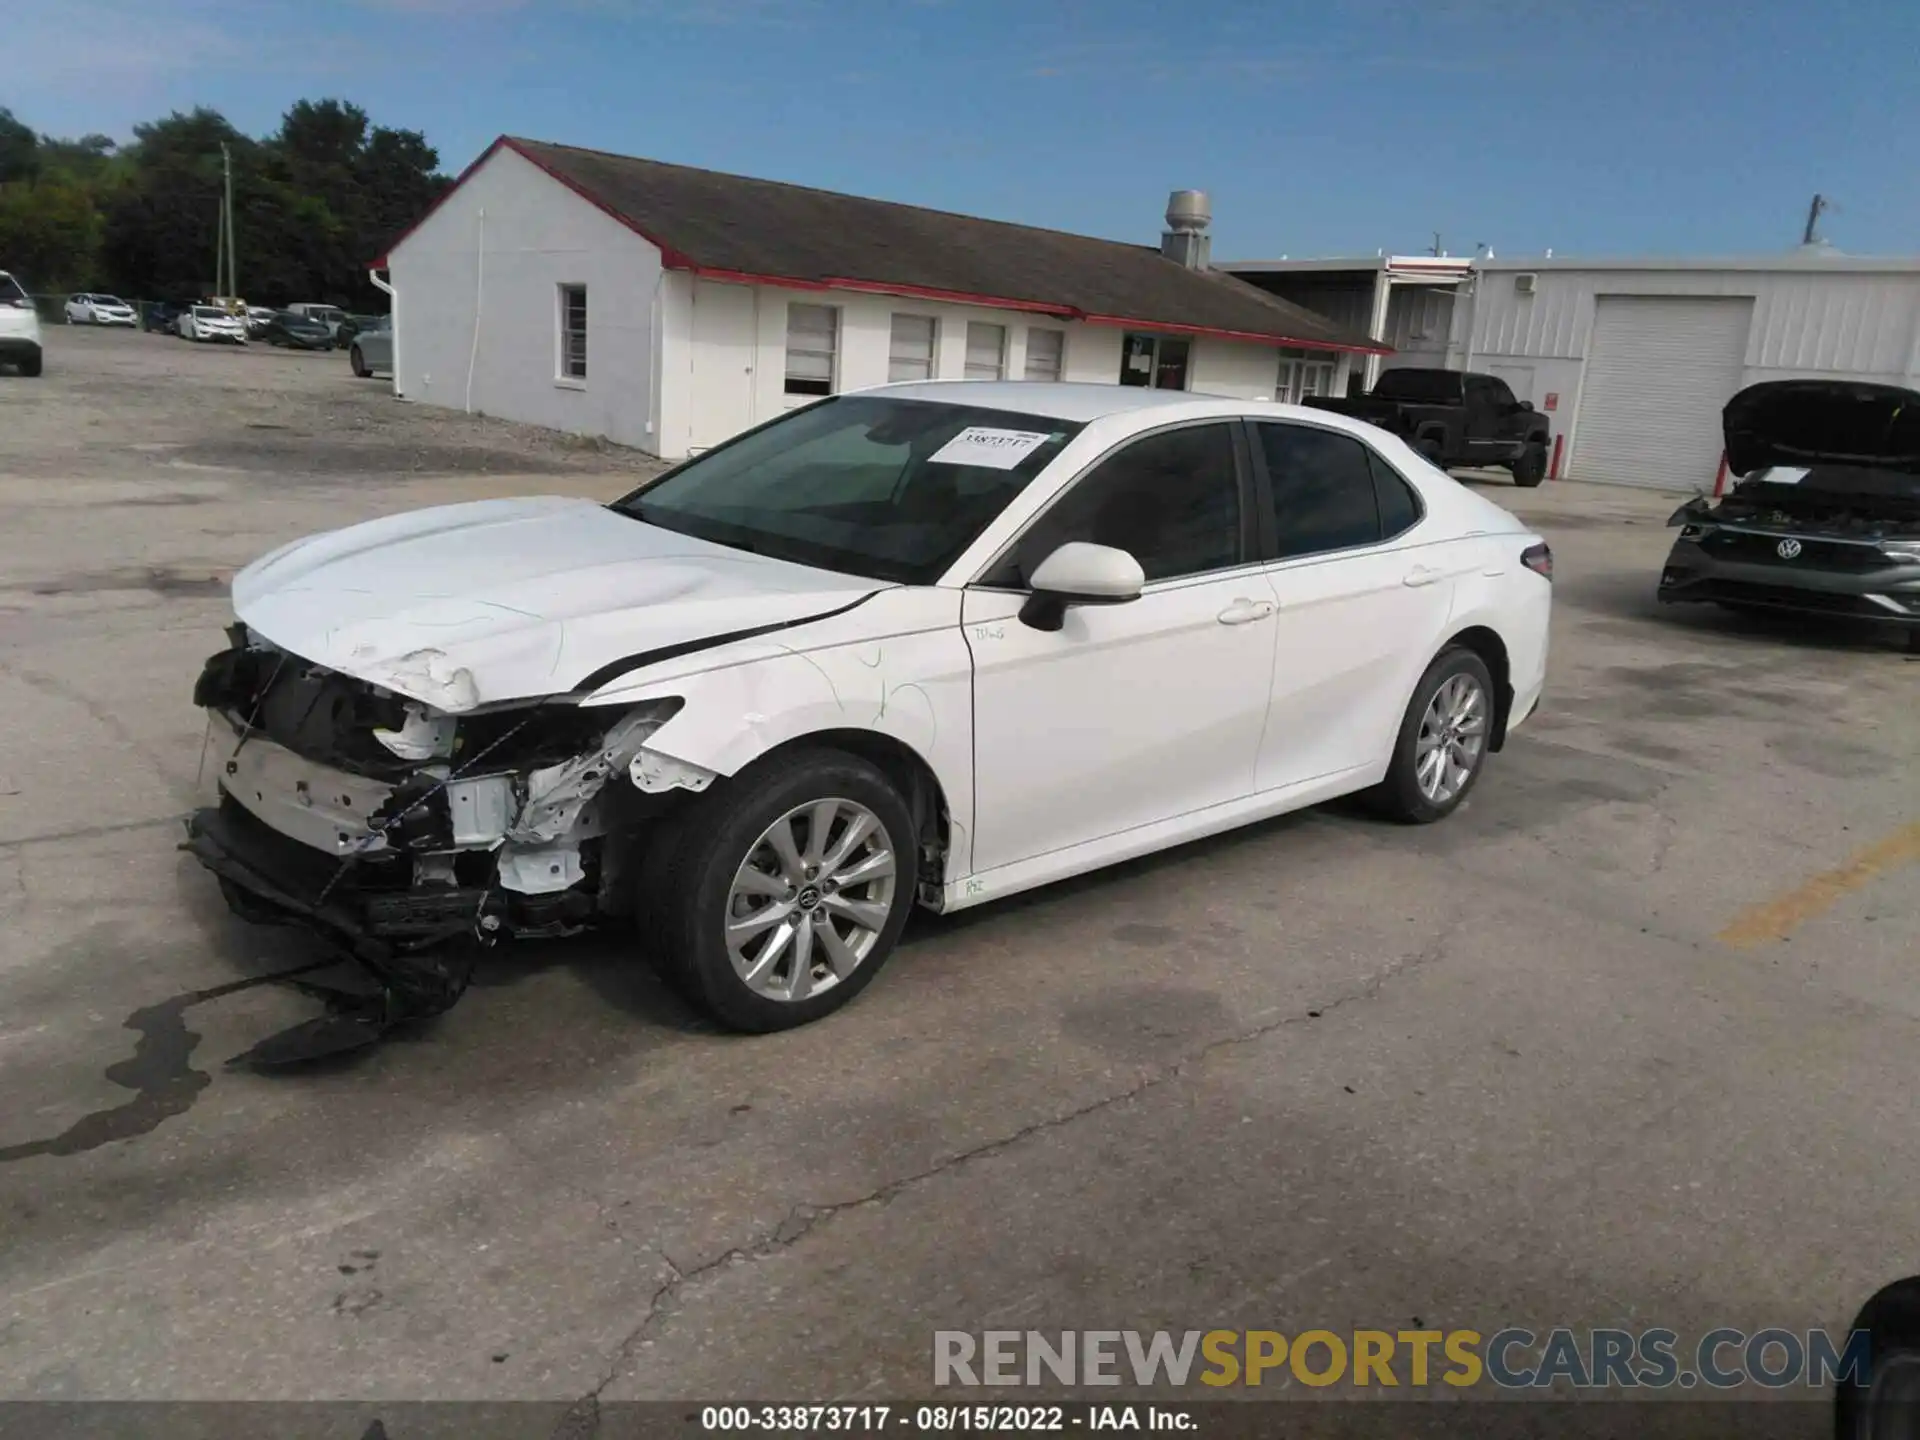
xmin=0 ymin=270 xmax=44 ymax=376
xmin=335 ymin=313 xmax=387 ymax=344
xmin=347 ymin=316 xmax=391 ymax=377
xmin=1307 ymin=368 xmax=1553 ymax=487
xmin=258 ymin=311 xmax=336 ymax=350
xmin=65 ymin=292 xmax=138 ymax=326
xmin=1661 ymin=379 xmax=1920 ymax=652
xmin=183 ymin=383 xmax=1553 ymax=1044
xmin=178 ymin=304 xmax=249 ymax=344
xmin=285 ymin=302 xmax=349 ymax=338
xmin=144 ymin=300 xmax=187 ymax=333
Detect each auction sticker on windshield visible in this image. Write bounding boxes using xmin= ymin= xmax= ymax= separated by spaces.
xmin=928 ymin=428 xmax=1056 ymax=469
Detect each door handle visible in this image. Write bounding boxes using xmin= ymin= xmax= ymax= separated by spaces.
xmin=1402 ymin=565 xmax=1445 ymax=588
xmin=1217 ymin=598 xmax=1276 ymax=625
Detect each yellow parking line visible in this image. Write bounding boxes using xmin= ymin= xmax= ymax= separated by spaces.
xmin=1718 ymin=823 xmax=1920 ymax=947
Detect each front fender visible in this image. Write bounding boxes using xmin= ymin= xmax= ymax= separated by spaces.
xmin=580 ymin=589 xmax=978 ymax=878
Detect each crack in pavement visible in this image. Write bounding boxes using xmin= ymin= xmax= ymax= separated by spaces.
xmin=554 ymin=928 xmax=1459 ymax=1428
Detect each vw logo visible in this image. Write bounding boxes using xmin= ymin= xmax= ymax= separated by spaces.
xmin=1776 ymin=538 xmax=1803 ymax=560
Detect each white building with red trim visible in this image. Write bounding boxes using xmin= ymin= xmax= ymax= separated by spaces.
xmin=370 ymin=137 xmax=1387 ymax=460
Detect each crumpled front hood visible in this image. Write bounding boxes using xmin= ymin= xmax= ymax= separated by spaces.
xmin=231 ymin=496 xmax=881 ymax=710
xmin=1724 ymin=380 xmax=1920 ymax=477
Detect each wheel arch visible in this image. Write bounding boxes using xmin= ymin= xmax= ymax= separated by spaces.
xmin=1440 ymin=624 xmax=1513 ymax=750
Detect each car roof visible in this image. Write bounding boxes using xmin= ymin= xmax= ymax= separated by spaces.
xmin=851 ymin=379 xmax=1394 ymax=441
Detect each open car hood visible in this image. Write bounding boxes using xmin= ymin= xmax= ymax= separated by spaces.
xmin=1724 ymin=380 xmax=1920 ymax=477
xmin=229 ymin=496 xmax=881 ymax=710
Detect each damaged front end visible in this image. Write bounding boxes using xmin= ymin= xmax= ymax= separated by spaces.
xmin=182 ymin=623 xmax=705 ymax=1065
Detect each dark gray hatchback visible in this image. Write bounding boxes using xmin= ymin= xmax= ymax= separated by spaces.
xmin=1660 ymin=380 xmax=1920 ymax=650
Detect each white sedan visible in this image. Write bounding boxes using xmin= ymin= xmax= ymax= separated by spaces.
xmin=184 ymin=383 xmax=1551 ymax=1042
xmin=177 ymin=305 xmax=248 ymax=344
xmin=65 ymin=293 xmax=138 ymax=326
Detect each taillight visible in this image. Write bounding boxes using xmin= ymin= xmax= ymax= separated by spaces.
xmin=1521 ymin=542 xmax=1553 ymax=580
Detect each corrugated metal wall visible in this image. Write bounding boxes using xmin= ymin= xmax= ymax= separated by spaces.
xmin=1469 ymin=267 xmax=1920 ymax=380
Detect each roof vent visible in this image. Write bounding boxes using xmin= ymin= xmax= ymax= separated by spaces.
xmin=1161 ymin=189 xmax=1212 ymax=270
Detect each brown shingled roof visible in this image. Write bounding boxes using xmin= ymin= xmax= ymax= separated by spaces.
xmin=382 ymin=137 xmax=1387 ymax=355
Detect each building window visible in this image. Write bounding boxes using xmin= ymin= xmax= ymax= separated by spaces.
xmin=1275 ymin=350 xmax=1335 ymax=404
xmin=965 ymin=321 xmax=1006 ymax=381
xmin=785 ymin=303 xmax=838 ymax=396
xmin=1024 ymin=327 xmax=1065 ymax=381
xmin=888 ymin=313 xmax=936 ymax=382
xmin=1118 ymin=332 xmax=1189 ymax=390
xmin=558 ymin=284 xmax=587 ymax=381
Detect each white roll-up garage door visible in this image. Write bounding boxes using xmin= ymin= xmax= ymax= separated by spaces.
xmin=1570 ymin=295 xmax=1753 ymax=490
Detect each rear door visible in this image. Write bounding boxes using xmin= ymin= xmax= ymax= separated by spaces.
xmin=1248 ymin=421 xmax=1459 ymax=791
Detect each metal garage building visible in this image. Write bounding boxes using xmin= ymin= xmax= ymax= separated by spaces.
xmin=1230 ymin=252 xmax=1920 ymax=493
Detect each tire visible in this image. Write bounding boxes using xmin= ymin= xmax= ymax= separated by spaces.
xmin=1834 ymin=1278 xmax=1920 ymax=1439
xmin=1509 ymin=443 xmax=1548 ymax=488
xmin=349 ymin=346 xmax=370 ymax=379
xmin=641 ymin=748 xmax=918 ymax=1032
xmin=20 ymin=351 xmax=43 ymax=378
xmin=1367 ymin=647 xmax=1497 ymax=824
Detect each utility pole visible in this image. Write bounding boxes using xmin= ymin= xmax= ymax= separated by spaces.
xmin=221 ymin=142 xmax=236 ymax=302
xmin=1802 ymin=193 xmax=1829 ymax=246
xmin=1430 ymin=231 xmax=1442 ymax=257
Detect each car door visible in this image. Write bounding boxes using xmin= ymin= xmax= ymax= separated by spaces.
xmin=963 ymin=420 xmax=1279 ymax=875
xmin=1249 ymin=420 xmax=1459 ymax=791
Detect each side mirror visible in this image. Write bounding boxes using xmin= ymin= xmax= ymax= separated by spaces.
xmin=1018 ymin=542 xmax=1145 ymax=632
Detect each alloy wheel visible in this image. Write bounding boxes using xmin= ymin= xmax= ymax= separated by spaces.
xmin=1414 ymin=672 xmax=1488 ymax=805
xmin=724 ymin=797 xmax=898 ymax=1003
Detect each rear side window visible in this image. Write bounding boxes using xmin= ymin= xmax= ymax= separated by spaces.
xmin=1254 ymin=422 xmax=1382 ymax=559
xmin=1368 ymin=451 xmax=1422 ymax=540
xmin=986 ymin=422 xmax=1242 ymax=586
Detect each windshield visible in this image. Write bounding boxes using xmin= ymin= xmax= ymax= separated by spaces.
xmin=0 ymin=274 xmax=27 ymax=305
xmin=97 ymin=295 xmax=127 ymax=307
xmin=1371 ymin=370 xmax=1464 ymax=403
xmin=192 ymin=306 xmax=225 ymax=319
xmin=612 ymin=396 xmax=1084 ymax=584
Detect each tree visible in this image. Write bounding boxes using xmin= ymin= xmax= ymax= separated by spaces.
xmin=0 ymin=107 xmax=37 ymax=184
xmin=0 ymin=176 xmax=102 ymax=291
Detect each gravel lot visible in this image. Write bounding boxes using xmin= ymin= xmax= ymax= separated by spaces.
xmin=1 ymin=327 xmax=1916 ymax=1429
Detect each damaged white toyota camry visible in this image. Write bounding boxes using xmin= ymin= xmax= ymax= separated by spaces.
xmin=185 ymin=382 xmax=1550 ymax=1056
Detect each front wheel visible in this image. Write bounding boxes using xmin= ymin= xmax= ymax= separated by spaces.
xmin=641 ymin=749 xmax=918 ymax=1032
xmin=1509 ymin=443 xmax=1548 ymax=487
xmin=1368 ymin=648 xmax=1496 ymax=823
xmin=349 ymin=346 xmax=370 ymax=378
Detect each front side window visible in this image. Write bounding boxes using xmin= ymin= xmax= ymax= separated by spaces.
xmin=784 ymin=302 xmax=838 ymax=396
xmin=984 ymin=422 xmax=1241 ymax=587
xmin=1255 ymin=422 xmax=1383 ymax=559
xmin=614 ymin=396 xmax=1082 ymax=585
xmin=1024 ymin=328 xmax=1064 ymax=382
xmin=888 ymin=313 xmax=936 ymax=382
xmin=964 ymin=322 xmax=1006 ymax=381
xmin=558 ymin=284 xmax=587 ymax=380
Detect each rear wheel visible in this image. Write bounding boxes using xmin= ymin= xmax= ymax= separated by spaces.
xmin=641 ymin=749 xmax=918 ymax=1032
xmin=349 ymin=346 xmax=370 ymax=378
xmin=1368 ymin=648 xmax=1496 ymax=823
xmin=1509 ymin=443 xmax=1548 ymax=487
xmin=20 ymin=351 xmax=43 ymax=378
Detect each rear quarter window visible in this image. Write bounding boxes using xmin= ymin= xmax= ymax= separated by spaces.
xmin=1367 ymin=451 xmax=1424 ymax=539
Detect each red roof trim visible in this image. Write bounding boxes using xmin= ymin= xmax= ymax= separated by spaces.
xmin=682 ymin=266 xmax=1079 ymax=317
xmin=1079 ymin=313 xmax=1392 ymax=355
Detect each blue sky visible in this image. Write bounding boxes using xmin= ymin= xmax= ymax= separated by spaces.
xmin=6 ymin=0 xmax=1917 ymax=260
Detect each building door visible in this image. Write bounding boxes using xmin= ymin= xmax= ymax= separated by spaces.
xmin=1275 ymin=351 xmax=1337 ymax=404
xmin=1571 ymin=296 xmax=1753 ymax=490
xmin=688 ymin=279 xmax=758 ymax=452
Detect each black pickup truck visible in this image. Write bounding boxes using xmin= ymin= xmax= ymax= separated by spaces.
xmin=1306 ymin=368 xmax=1553 ymax=487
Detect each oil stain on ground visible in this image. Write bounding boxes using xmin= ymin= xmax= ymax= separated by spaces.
xmin=0 ymin=961 xmax=328 ymax=1165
